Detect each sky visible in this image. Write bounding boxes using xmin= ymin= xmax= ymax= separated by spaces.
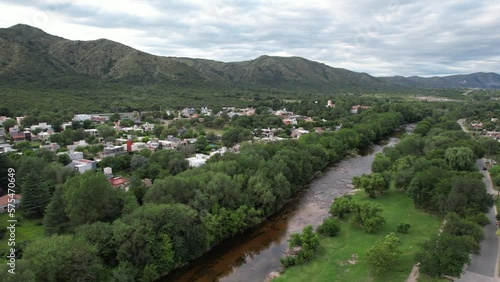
xmin=0 ymin=0 xmax=499 ymax=77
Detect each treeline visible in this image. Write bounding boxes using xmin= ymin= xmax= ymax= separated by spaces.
xmin=359 ymin=115 xmax=494 ymax=277
xmin=0 ymin=103 xmax=426 ymax=281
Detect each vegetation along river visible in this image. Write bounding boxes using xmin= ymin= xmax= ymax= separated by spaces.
xmin=164 ymin=125 xmax=412 ymax=282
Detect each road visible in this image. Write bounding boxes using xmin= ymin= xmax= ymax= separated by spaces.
xmin=456 ymin=159 xmax=500 ymax=282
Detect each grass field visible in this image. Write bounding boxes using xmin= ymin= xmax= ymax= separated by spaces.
xmin=274 ymin=189 xmax=441 ymax=282
xmin=0 ymin=212 xmax=44 ymax=257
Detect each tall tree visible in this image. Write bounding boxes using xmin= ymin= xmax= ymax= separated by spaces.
xmin=21 ymin=172 xmax=50 ymax=218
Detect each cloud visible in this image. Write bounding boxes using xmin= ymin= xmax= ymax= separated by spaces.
xmin=0 ymin=0 xmax=499 ymax=76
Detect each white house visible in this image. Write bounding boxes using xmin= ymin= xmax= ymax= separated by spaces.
xmin=85 ymin=129 xmax=99 ymax=137
xmin=73 ymin=114 xmax=92 ymax=122
xmin=186 ymin=154 xmax=210 ymax=167
xmin=0 ymin=194 xmax=21 ymax=213
xmin=66 ymin=159 xmax=97 ymax=174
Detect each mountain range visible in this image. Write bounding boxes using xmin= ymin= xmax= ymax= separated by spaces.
xmin=0 ymin=24 xmax=499 ymax=91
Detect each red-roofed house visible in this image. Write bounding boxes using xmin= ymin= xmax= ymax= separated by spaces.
xmin=0 ymin=194 xmax=21 ymax=213
xmin=109 ymin=177 xmax=130 ymax=191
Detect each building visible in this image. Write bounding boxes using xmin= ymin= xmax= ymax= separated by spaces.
xmin=291 ymin=128 xmax=310 ymax=139
xmin=67 ymin=159 xmax=97 ymax=174
xmin=186 ymin=154 xmax=210 ymax=167
xmin=350 ymin=105 xmax=370 ymax=114
xmin=0 ymin=194 xmax=21 ymax=213
xmin=103 ymin=145 xmax=126 ymax=157
xmin=85 ymin=129 xmax=99 ymax=137
xmin=0 ymin=128 xmax=5 ymax=142
xmin=181 ymin=107 xmax=196 ymax=117
xmin=57 ymin=150 xmax=83 ymax=160
xmin=40 ymin=143 xmax=60 ymax=152
xmin=0 ymin=116 xmax=8 ymax=125
xmin=73 ymin=114 xmax=92 ymax=121
xmin=326 ymin=100 xmax=335 ymax=108
xmin=109 ymin=177 xmax=130 ymax=191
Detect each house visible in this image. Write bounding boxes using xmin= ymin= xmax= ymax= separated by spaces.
xmin=326 ymin=100 xmax=335 ymax=108
xmin=0 ymin=116 xmax=8 ymax=125
xmin=73 ymin=114 xmax=92 ymax=121
xmin=181 ymin=107 xmax=196 ymax=117
xmin=109 ymin=177 xmax=130 ymax=191
xmin=57 ymin=150 xmax=83 ymax=160
xmin=0 ymin=143 xmax=15 ymax=154
xmin=275 ymin=109 xmax=293 ymax=117
xmin=0 ymin=128 xmax=5 ymax=142
xmin=126 ymin=140 xmax=146 ymax=152
xmin=470 ymin=121 xmax=483 ymax=130
xmin=67 ymin=140 xmax=89 ymax=151
xmin=40 ymin=143 xmax=60 ymax=152
xmin=11 ymin=132 xmax=27 ymax=142
xmin=91 ymin=115 xmax=110 ymax=123
xmin=142 ymin=122 xmax=154 ymax=131
xmin=244 ymin=108 xmax=256 ymax=116
xmin=186 ymin=154 xmax=210 ymax=167
xmin=351 ymin=105 xmax=370 ymax=114
xmin=66 ymin=159 xmax=97 ymax=174
xmin=103 ymin=145 xmax=126 ymax=157
xmin=16 ymin=116 xmax=26 ymax=125
xmin=492 ymin=118 xmax=499 ymax=123
xmin=200 ymin=107 xmax=212 ymax=115
xmin=85 ymin=129 xmax=99 ymax=137
xmin=37 ymin=131 xmax=52 ymax=142
xmin=0 ymin=194 xmax=21 ymax=213
xmin=291 ymin=128 xmax=310 ymax=139
xmin=283 ymin=118 xmax=298 ymax=125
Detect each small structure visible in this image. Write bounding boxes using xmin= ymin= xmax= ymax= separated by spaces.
xmin=326 ymin=100 xmax=335 ymax=108
xmin=0 ymin=194 xmax=21 ymax=213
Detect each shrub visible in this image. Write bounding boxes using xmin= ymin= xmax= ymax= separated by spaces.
xmin=396 ymin=222 xmax=411 ymax=234
xmin=317 ymin=217 xmax=341 ymax=237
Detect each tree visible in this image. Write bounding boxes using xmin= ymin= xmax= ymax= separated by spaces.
xmin=2 ymin=118 xmax=17 ymax=132
xmin=21 ymin=172 xmax=50 ymax=218
xmin=366 ymin=232 xmax=402 ymax=274
xmin=352 ymin=173 xmax=387 ymax=198
xmin=44 ymin=186 xmax=70 ymax=235
xmin=445 ymin=176 xmax=494 ymax=215
xmin=350 ymin=201 xmax=386 ymax=233
xmin=417 ymin=234 xmax=471 ymax=278
xmin=221 ymin=127 xmax=253 ymax=147
xmin=329 ymin=196 xmax=353 ymax=218
xmin=58 ymin=153 xmax=72 ymax=165
xmin=445 ymin=146 xmax=475 ymax=171
xmin=63 ymin=171 xmax=125 ymax=228
xmin=196 ymin=135 xmax=209 ymax=152
xmin=130 ymin=154 xmax=148 ymax=170
xmin=281 ymin=225 xmax=320 ymax=267
xmin=372 ymin=153 xmax=392 ymax=173
xmin=22 ymin=235 xmax=105 ymax=281
xmin=97 ymin=124 xmax=116 ymax=139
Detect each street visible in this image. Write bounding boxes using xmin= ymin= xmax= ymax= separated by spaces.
xmin=456 ymin=159 xmax=500 ymax=281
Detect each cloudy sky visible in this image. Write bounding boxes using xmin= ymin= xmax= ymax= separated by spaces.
xmin=0 ymin=0 xmax=499 ymax=76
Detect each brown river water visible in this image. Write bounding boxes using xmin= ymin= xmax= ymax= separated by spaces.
xmin=163 ymin=126 xmax=410 ymax=282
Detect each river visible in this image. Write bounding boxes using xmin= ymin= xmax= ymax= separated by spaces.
xmin=164 ymin=126 xmax=411 ymax=282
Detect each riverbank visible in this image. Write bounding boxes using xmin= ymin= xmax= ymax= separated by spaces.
xmin=274 ymin=188 xmax=441 ymax=282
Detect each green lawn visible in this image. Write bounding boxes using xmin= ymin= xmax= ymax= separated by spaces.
xmin=275 ymin=189 xmax=441 ymax=282
xmin=0 ymin=212 xmax=44 ymax=256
